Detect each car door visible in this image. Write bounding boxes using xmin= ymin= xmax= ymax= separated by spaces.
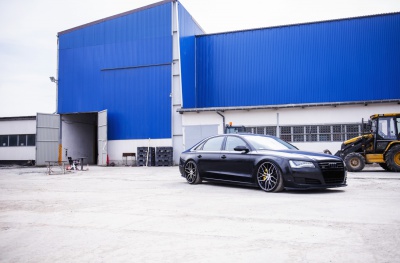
xmin=375 ymin=117 xmax=397 ymax=152
xmin=218 ymin=135 xmax=254 ymax=183
xmin=196 ymin=136 xmax=225 ymax=178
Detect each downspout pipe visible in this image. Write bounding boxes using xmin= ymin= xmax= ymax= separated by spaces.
xmin=216 ymin=112 xmax=225 ymax=134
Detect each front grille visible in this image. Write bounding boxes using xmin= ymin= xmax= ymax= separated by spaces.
xmin=318 ymin=161 xmax=346 ymax=184
xmin=294 ymin=177 xmax=321 ymax=185
xmin=305 ymin=178 xmax=321 ymax=185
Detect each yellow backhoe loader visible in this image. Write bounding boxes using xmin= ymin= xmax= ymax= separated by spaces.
xmin=334 ymin=113 xmax=400 ymax=172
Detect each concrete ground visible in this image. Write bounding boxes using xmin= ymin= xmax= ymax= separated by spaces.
xmin=0 ymin=165 xmax=399 ymax=263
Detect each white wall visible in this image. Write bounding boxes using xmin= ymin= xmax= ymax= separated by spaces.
xmin=181 ymin=103 xmax=400 ymax=154
xmin=0 ymin=119 xmax=36 ymax=161
xmin=108 ymin=138 xmax=172 ymax=166
xmin=0 ymin=119 xmax=36 ymax=134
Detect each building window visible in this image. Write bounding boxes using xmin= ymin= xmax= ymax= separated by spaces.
xmin=0 ymin=135 xmax=8 ymax=147
xmin=345 ymin=124 xmax=360 ymax=140
xmin=332 ymin=125 xmax=343 ymax=141
xmin=280 ymin=126 xmax=292 ymax=142
xmin=9 ymin=135 xmax=18 ymax=146
xmin=293 ymin=126 xmax=304 ymax=142
xmin=27 ymin=134 xmax=36 ymax=146
xmin=265 ymin=127 xmax=277 ymax=136
xmin=0 ymin=134 xmax=36 ymax=147
xmin=245 ymin=126 xmax=277 ymax=136
xmin=319 ymin=125 xmax=332 ymax=142
xmin=18 ymin=135 xmax=26 ymax=146
xmin=306 ymin=126 xmax=318 ymax=142
xmin=241 ymin=123 xmax=362 ymax=143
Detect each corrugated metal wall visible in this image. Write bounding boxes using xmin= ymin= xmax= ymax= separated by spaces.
xmin=58 ymin=2 xmax=173 ymax=140
xmin=195 ymin=13 xmax=400 ymax=108
xmin=178 ymin=3 xmax=205 ymax=108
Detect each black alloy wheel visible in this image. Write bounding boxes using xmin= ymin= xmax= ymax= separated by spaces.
xmin=256 ymin=161 xmax=284 ymax=192
xmin=344 ymin=152 xmax=365 ymax=172
xmin=184 ymin=160 xmax=201 ymax=184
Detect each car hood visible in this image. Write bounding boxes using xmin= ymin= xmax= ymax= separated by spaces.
xmin=254 ymin=149 xmax=342 ymax=162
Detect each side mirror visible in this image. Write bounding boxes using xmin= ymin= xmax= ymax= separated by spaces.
xmin=234 ymin=145 xmax=250 ymax=153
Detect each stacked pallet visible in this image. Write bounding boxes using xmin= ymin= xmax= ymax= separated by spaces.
xmin=155 ymin=147 xmax=173 ymax=166
xmin=136 ymin=147 xmax=155 ymax=166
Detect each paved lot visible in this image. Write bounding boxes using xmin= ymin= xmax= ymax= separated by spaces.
xmin=0 ymin=165 xmax=399 ymax=262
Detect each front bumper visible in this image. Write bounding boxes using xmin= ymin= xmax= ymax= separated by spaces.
xmin=283 ymin=165 xmax=347 ymax=190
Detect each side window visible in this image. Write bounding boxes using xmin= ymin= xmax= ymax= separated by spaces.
xmin=201 ymin=137 xmax=224 ymax=151
xmin=397 ymin=118 xmax=400 ymax=139
xmin=378 ymin=118 xmax=396 ymax=139
xmin=224 ymin=136 xmax=247 ymax=151
xmin=388 ymin=118 xmax=396 ymax=139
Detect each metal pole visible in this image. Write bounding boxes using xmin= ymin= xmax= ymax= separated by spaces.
xmin=216 ymin=112 xmax=225 ymax=133
xmin=146 ymin=138 xmax=150 ymax=166
xmin=276 ymin=113 xmax=280 ymax=138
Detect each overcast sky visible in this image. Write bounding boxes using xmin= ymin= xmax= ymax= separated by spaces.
xmin=0 ymin=0 xmax=399 ymax=117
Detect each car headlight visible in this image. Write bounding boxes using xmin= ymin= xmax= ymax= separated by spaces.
xmin=289 ymin=160 xmax=315 ymax=169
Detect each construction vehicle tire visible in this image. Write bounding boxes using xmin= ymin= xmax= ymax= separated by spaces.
xmin=385 ymin=145 xmax=400 ymax=172
xmin=344 ymin=152 xmax=365 ymax=172
xmin=379 ymin=163 xmax=392 ymax=172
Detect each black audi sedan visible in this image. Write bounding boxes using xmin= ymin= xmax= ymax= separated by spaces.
xmin=179 ymin=134 xmax=347 ymax=192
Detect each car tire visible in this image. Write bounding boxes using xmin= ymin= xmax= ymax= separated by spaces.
xmin=385 ymin=145 xmax=400 ymax=172
xmin=344 ymin=152 xmax=365 ymax=172
xmin=184 ymin=160 xmax=202 ymax=184
xmin=256 ymin=161 xmax=284 ymax=192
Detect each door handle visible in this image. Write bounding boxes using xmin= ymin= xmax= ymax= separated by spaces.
xmin=197 ymin=155 xmax=202 ymax=158
xmin=221 ymin=155 xmax=227 ymax=159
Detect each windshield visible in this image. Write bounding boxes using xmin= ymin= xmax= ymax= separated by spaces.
xmin=242 ymin=135 xmax=297 ymax=150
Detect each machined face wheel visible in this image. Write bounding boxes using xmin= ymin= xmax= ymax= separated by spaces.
xmin=184 ymin=160 xmax=201 ymax=184
xmin=256 ymin=161 xmax=284 ymax=192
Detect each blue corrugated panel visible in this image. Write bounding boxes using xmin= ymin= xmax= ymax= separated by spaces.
xmin=58 ymin=2 xmax=173 ymax=140
xmin=102 ymin=65 xmax=172 ymax=140
xmin=194 ymin=13 xmax=400 ymax=108
xmin=178 ymin=3 xmax=205 ymax=108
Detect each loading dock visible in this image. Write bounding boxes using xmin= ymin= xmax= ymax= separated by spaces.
xmin=35 ymin=111 xmax=107 ymax=166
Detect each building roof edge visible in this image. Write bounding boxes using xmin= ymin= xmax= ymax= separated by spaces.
xmin=58 ymin=0 xmax=175 ymax=36
xmin=177 ymin=100 xmax=400 ymax=113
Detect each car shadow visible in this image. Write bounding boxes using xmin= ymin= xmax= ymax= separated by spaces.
xmin=202 ymin=181 xmax=257 ymax=190
xmin=201 ymin=181 xmax=346 ymax=194
xmin=352 ymin=170 xmax=385 ymax=173
xmin=284 ymin=188 xmax=346 ymax=195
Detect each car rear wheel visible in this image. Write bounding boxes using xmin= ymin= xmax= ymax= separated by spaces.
xmin=184 ymin=160 xmax=201 ymax=184
xmin=344 ymin=152 xmax=365 ymax=172
xmin=256 ymin=161 xmax=284 ymax=192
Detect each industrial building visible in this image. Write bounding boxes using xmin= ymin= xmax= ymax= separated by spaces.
xmin=8 ymin=0 xmax=400 ymax=165
xmin=0 ymin=116 xmax=36 ymax=165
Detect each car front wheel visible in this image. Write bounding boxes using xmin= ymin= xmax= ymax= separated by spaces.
xmin=184 ymin=160 xmax=201 ymax=184
xmin=256 ymin=161 xmax=284 ymax=192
